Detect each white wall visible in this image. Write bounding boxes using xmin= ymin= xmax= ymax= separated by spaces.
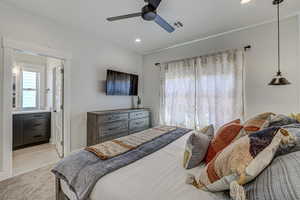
xmin=142 ymin=16 xmax=300 ymax=126
xmin=0 ymin=42 xmax=3 ymax=171
xmin=0 ymin=2 xmax=143 ymax=151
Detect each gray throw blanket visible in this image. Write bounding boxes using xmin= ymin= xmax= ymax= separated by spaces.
xmin=52 ymin=128 xmax=191 ymax=200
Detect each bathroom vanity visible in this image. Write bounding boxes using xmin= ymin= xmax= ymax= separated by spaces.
xmin=13 ymin=111 xmax=51 ymax=150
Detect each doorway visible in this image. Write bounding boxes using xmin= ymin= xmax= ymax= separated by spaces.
xmin=11 ymin=52 xmax=64 ymax=175
xmin=0 ymin=38 xmax=71 ymax=180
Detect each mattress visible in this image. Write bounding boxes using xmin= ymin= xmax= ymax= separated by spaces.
xmin=61 ymin=132 xmax=229 ymax=200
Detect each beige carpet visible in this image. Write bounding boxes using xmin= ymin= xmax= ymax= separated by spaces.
xmin=0 ymin=164 xmax=56 ymax=200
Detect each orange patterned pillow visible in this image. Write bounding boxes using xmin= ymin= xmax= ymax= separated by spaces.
xmin=244 ymin=112 xmax=275 ymax=134
xmin=205 ymin=120 xmax=244 ymax=164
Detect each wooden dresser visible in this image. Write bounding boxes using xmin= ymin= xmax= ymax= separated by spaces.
xmin=87 ymin=108 xmax=151 ymax=146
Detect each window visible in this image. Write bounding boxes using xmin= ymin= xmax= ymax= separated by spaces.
xmin=21 ymin=70 xmax=40 ymax=109
xmin=160 ymin=50 xmax=244 ymax=129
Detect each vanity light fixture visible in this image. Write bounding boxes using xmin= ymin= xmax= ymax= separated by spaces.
xmin=135 ymin=38 xmax=142 ymax=43
xmin=240 ymin=0 xmax=252 ymax=4
xmin=12 ymin=67 xmax=19 ymax=74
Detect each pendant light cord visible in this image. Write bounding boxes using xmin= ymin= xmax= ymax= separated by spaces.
xmin=277 ymin=3 xmax=281 ymax=74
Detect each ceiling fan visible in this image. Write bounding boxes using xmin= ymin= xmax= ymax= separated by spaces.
xmin=106 ymin=0 xmax=175 ymax=33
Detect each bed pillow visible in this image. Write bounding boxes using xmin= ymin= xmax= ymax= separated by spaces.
xmin=186 ymin=127 xmax=294 ymax=200
xmin=245 ymin=151 xmax=300 ymax=200
xmin=183 ymin=125 xmax=213 ymax=169
xmin=290 ymin=113 xmax=300 ymax=123
xmin=205 ymin=121 xmax=244 ymax=164
xmin=198 ymin=124 xmax=214 ymax=140
xmin=275 ymin=123 xmax=300 ymax=156
xmin=243 ymin=112 xmax=275 ymax=134
xmin=215 ymin=119 xmax=241 ymax=135
xmin=264 ymin=114 xmax=299 ymax=128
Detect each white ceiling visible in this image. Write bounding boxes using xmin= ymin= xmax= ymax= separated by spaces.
xmin=2 ymin=0 xmax=300 ymax=54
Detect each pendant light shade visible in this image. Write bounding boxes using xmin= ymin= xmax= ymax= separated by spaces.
xmin=269 ymin=0 xmax=291 ymax=86
xmin=268 ymin=71 xmax=291 ymax=85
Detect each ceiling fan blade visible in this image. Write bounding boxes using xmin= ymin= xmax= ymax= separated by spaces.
xmin=107 ymin=12 xmax=142 ymax=21
xmin=154 ymin=14 xmax=175 ymax=33
xmin=148 ymin=0 xmax=162 ymax=9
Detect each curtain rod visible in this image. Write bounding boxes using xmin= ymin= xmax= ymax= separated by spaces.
xmin=154 ymin=45 xmax=251 ymax=66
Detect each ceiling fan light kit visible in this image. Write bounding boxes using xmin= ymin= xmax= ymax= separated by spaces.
xmin=268 ymin=0 xmax=291 ymax=86
xmin=107 ymin=0 xmax=175 ymax=33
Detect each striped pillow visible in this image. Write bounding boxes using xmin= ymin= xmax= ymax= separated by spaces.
xmin=245 ymin=151 xmax=300 ymax=200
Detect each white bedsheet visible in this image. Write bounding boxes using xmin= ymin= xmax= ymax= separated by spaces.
xmin=61 ymin=132 xmax=228 ymax=200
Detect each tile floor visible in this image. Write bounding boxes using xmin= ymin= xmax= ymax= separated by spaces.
xmin=13 ymin=143 xmax=60 ymax=176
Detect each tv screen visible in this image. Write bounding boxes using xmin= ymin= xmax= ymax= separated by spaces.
xmin=106 ymin=70 xmax=138 ymax=96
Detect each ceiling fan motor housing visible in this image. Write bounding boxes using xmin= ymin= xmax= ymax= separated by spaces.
xmin=142 ymin=5 xmax=157 ymax=21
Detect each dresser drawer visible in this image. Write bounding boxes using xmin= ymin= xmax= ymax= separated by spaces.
xmin=129 ymin=118 xmax=149 ymax=131
xmin=100 ymin=121 xmax=128 ymax=137
xmin=23 ymin=118 xmax=49 ymax=131
xmin=23 ymin=130 xmax=49 ymax=144
xmin=130 ymin=111 xmax=149 ymax=119
xmin=98 ymin=113 xmax=129 ymax=124
xmin=23 ymin=118 xmax=50 ymax=144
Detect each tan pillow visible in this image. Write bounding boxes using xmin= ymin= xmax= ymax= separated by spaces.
xmin=243 ymin=112 xmax=275 ymax=134
xmin=290 ymin=113 xmax=300 ymax=123
xmin=186 ymin=127 xmax=294 ymax=200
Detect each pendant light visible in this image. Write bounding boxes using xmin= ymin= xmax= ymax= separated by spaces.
xmin=268 ymin=0 xmax=291 ymax=86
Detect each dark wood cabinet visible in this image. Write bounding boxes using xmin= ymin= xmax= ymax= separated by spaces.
xmin=13 ymin=112 xmax=51 ymax=150
xmin=87 ymin=108 xmax=151 ymax=146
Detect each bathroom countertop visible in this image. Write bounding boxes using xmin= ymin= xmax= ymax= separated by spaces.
xmin=13 ymin=110 xmax=51 ymax=115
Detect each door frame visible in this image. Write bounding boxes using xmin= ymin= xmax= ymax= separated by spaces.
xmin=0 ymin=37 xmax=72 ymax=181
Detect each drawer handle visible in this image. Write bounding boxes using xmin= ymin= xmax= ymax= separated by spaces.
xmin=108 ymin=116 xmax=121 ymax=121
xmin=107 ymin=127 xmax=118 ymax=131
xmin=33 ymin=135 xmax=43 ymax=138
xmin=32 ymin=123 xmax=42 ymax=127
xmin=135 ymin=122 xmax=144 ymax=125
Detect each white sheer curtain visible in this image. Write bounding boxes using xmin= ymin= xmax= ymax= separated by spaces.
xmin=159 ymin=50 xmax=244 ymax=129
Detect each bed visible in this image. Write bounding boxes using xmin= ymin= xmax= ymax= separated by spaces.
xmin=56 ymin=132 xmax=229 ymax=200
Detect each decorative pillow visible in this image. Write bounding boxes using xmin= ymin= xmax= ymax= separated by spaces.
xmin=276 ymin=123 xmax=300 ymax=156
xmin=264 ymin=114 xmax=299 ymax=128
xmin=290 ymin=113 xmax=300 ymax=123
xmin=197 ymin=124 xmax=214 ymax=140
xmin=205 ymin=121 xmax=244 ymax=164
xmin=187 ymin=127 xmax=294 ymax=200
xmin=215 ymin=119 xmax=241 ymax=136
xmin=183 ymin=125 xmax=213 ymax=169
xmin=245 ymin=151 xmax=300 ymax=200
xmin=243 ymin=112 xmax=275 ymax=134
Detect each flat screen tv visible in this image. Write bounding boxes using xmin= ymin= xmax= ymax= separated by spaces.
xmin=106 ymin=70 xmax=138 ymax=96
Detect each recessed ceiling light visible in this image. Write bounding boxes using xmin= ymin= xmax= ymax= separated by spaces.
xmin=135 ymin=38 xmax=141 ymax=43
xmin=241 ymin=0 xmax=252 ymax=4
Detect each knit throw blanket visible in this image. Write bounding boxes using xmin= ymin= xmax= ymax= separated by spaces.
xmin=85 ymin=126 xmax=177 ymax=160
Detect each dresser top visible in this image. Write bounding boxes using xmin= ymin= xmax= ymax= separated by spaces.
xmin=88 ymin=108 xmax=150 ymax=115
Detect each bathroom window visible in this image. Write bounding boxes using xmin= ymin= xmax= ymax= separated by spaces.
xmin=21 ymin=70 xmax=40 ymax=109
